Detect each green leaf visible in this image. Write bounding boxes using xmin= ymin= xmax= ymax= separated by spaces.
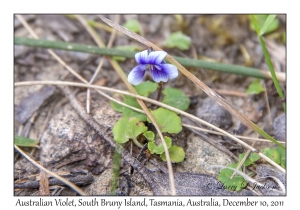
xmin=110 ymin=94 xmax=125 ymax=112
xmin=246 ymin=79 xmax=265 ymax=94
xmin=262 ymin=148 xmax=281 ymax=164
xmin=166 ymin=31 xmax=191 ymax=50
xmin=154 ymin=136 xmax=172 ymax=154
xmin=135 ymin=81 xmax=158 ymax=97
xmin=110 ymin=96 xmax=147 ymax=121
xmin=148 ymin=142 xmax=157 ymax=154
xmin=123 ymin=19 xmax=142 ymax=33
xmin=162 ymin=88 xmax=190 ymax=111
xmin=260 ymin=15 xmax=277 ymax=35
xmin=218 ymin=163 xmax=247 ymax=191
xmin=113 ymin=45 xmax=141 ymax=61
xmin=14 ymin=136 xmax=39 ymax=147
xmin=250 ymin=15 xmax=279 ymax=35
xmin=148 ymin=136 xmax=172 ymax=155
xmin=148 ymin=108 xmax=182 ymax=134
xmin=143 ymin=131 xmax=155 ymax=141
xmin=160 ymin=145 xmax=185 ymax=163
xmin=276 ymin=146 xmax=286 ymax=169
xmin=238 ymin=152 xmax=260 ymax=166
xmin=110 ymin=82 xmax=158 ymax=121
xmin=122 ymin=95 xmax=147 ymax=121
xmin=112 ymin=117 xmax=148 ymax=144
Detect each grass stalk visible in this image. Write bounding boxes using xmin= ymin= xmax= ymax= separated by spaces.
xmin=250 ymin=15 xmax=286 ymax=112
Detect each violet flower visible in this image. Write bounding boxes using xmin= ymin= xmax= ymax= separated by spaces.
xmin=128 ymin=50 xmax=178 ymax=85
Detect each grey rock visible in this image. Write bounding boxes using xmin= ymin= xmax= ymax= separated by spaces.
xmin=273 ymin=113 xmax=286 ymax=141
xmin=40 ymin=92 xmax=121 ymax=174
xmin=196 ymin=97 xmax=232 ymax=129
xmin=177 ymin=134 xmax=234 ymax=176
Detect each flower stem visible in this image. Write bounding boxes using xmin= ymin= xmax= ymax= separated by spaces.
xmin=156 ymin=82 xmax=163 ymax=101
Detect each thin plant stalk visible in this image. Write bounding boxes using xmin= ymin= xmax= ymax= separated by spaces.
xmin=230 ymin=141 xmax=256 ymax=179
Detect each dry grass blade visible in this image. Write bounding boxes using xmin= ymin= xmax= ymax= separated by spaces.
xmin=39 ymin=170 xmax=50 ymax=196
xmin=230 ymin=141 xmax=256 ymax=179
xmin=98 ymin=15 xmax=285 ymax=150
xmin=14 ymin=80 xmax=286 ymax=173
xmin=182 ymin=123 xmax=285 ymax=144
xmin=14 ymin=144 xmax=87 ymax=195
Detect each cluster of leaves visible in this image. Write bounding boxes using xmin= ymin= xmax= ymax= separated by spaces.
xmin=218 ymin=147 xmax=286 ymax=191
xmin=111 ymin=81 xmax=190 ymax=163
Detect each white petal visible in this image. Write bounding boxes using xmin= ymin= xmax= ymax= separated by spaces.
xmin=128 ymin=65 xmax=147 ymax=85
xmin=160 ymin=64 xmax=178 ymax=79
xmin=147 ymin=51 xmax=167 ymax=65
xmin=150 ymin=66 xmax=168 ymax=83
xmin=135 ymin=50 xmax=149 ymax=64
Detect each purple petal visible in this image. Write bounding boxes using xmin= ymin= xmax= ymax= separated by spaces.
xmin=135 ymin=50 xmax=149 ymax=64
xmin=147 ymin=51 xmax=167 ymax=65
xmin=128 ymin=64 xmax=147 ymax=85
xmin=160 ymin=64 xmax=178 ymax=79
xmin=150 ymin=66 xmax=168 ymax=83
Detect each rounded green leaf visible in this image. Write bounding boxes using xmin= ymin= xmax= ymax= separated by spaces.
xmin=153 ymin=136 xmax=172 ymax=154
xmin=160 ymin=145 xmax=185 ymax=163
xmin=162 ymin=88 xmax=190 ymax=111
xmin=246 ymin=79 xmax=265 ymax=94
xmin=148 ymin=142 xmax=157 ymax=154
xmin=123 ymin=19 xmax=142 ymax=33
xmin=148 ymin=108 xmax=182 ymax=134
xmin=135 ymin=81 xmax=158 ymax=97
xmin=110 ymin=101 xmax=124 ymax=113
xmin=276 ymin=146 xmax=286 ymax=169
xmin=262 ymin=148 xmax=281 ymax=164
xmin=123 ymin=95 xmax=146 ymax=121
xmin=110 ymin=94 xmax=147 ymax=121
xmin=143 ymin=131 xmax=155 ymax=141
xmin=238 ymin=152 xmax=261 ymax=166
xmin=217 ymin=163 xmax=247 ymax=191
xmin=166 ymin=31 xmax=191 ymax=50
xmin=147 ymin=136 xmax=172 ymax=155
xmin=112 ymin=117 xmax=148 ymax=144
